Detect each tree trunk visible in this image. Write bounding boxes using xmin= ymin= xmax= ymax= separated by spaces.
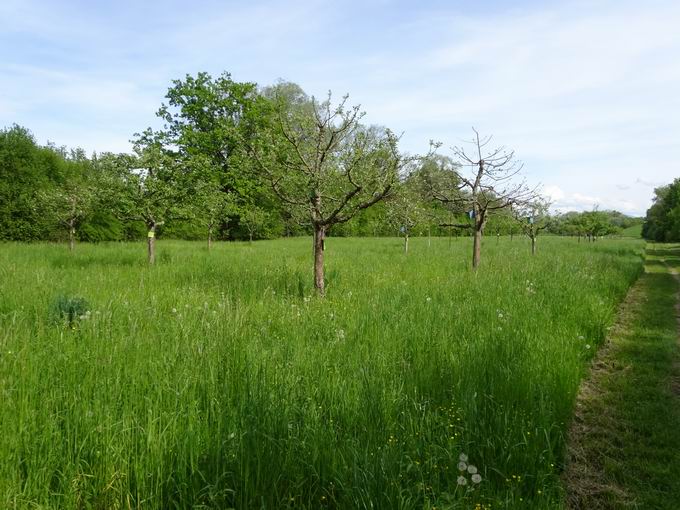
xmin=68 ymin=226 xmax=75 ymax=252
xmin=510 ymin=233 xmax=514 ymax=241
xmin=472 ymin=228 xmax=482 ymax=269
xmin=404 ymin=234 xmax=409 ymax=254
xmin=427 ymin=227 xmax=431 ymax=248
xmin=208 ymin=228 xmax=212 ymax=251
xmin=313 ymin=225 xmax=326 ymax=295
xmin=531 ymin=236 xmax=537 ymax=255
xmin=147 ymin=224 xmax=156 ymax=264
xmin=249 ymin=232 xmax=253 ymax=243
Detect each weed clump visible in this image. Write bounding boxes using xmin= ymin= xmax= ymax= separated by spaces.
xmin=50 ymin=295 xmax=90 ymax=326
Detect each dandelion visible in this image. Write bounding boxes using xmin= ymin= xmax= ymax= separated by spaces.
xmin=172 ymin=308 xmax=177 ymax=314
xmin=497 ymin=313 xmax=503 ymax=319
xmin=471 ymin=473 xmax=482 ymax=484
xmin=458 ymin=461 xmax=467 ymax=471
xmin=457 ymin=475 xmax=467 ymax=486
xmin=426 ymin=297 xmax=432 ymax=302
xmin=578 ymin=335 xmax=585 ymax=340
xmin=467 ymin=464 xmax=477 ymax=474
xmin=585 ymin=344 xmax=591 ymax=349
xmin=459 ymin=453 xmax=468 ymax=462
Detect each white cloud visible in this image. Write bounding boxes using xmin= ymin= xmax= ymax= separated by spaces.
xmin=1 ymin=0 xmax=679 ymax=215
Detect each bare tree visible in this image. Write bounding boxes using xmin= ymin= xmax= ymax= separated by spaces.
xmin=426 ymin=128 xmax=539 ymax=269
xmin=251 ymin=93 xmax=404 ymax=295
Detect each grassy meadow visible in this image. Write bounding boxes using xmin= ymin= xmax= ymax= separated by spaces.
xmin=0 ymin=236 xmax=644 ymax=509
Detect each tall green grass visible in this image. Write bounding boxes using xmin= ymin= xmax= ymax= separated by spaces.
xmin=0 ymin=236 xmax=644 ymax=509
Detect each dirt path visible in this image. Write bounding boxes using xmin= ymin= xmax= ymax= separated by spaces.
xmin=563 ymin=244 xmax=680 ymax=509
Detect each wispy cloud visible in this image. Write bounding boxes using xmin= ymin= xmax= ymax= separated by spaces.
xmin=1 ymin=0 xmax=678 ymax=214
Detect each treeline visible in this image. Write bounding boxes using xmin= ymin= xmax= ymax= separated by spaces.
xmin=642 ymin=178 xmax=680 ymax=241
xmin=1 ymin=72 xmax=638 ymax=251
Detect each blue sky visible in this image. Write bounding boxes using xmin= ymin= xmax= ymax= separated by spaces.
xmin=2 ymin=0 xmax=679 ymax=215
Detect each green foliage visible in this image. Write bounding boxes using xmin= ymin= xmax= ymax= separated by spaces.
xmin=566 ymin=246 xmax=680 ymax=508
xmin=49 ymin=294 xmax=90 ymax=326
xmin=549 ymin=209 xmax=627 ymax=238
xmin=0 ymin=125 xmax=63 ymax=240
xmin=642 ymin=179 xmax=680 ymax=241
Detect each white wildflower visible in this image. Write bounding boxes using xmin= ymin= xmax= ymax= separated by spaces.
xmin=458 ymin=461 xmax=467 ymax=471
xmin=585 ymin=344 xmax=591 ymax=349
xmin=457 ymin=475 xmax=467 ymax=486
xmin=467 ymin=465 xmax=477 ymax=474
xmin=471 ymin=473 xmax=482 ymax=484
xmin=459 ymin=453 xmax=468 ymax=462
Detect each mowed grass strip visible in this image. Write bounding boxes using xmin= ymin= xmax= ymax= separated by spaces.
xmin=564 ymin=244 xmax=680 ymax=509
xmin=0 ymin=236 xmax=644 ymax=509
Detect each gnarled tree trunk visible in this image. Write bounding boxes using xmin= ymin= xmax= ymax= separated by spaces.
xmin=531 ymin=236 xmax=537 ymax=255
xmin=472 ymin=228 xmax=482 ymax=269
xmin=313 ymin=225 xmax=326 ymax=295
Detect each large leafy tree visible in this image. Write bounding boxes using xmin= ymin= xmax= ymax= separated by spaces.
xmin=154 ymin=72 xmax=267 ymax=233
xmin=0 ymin=125 xmax=66 ymax=240
xmin=643 ymin=180 xmax=680 ymax=242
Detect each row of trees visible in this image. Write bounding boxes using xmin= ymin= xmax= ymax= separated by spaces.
xmin=1 ymin=72 xmax=636 ymax=294
xmin=642 ymin=179 xmax=680 ymax=241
